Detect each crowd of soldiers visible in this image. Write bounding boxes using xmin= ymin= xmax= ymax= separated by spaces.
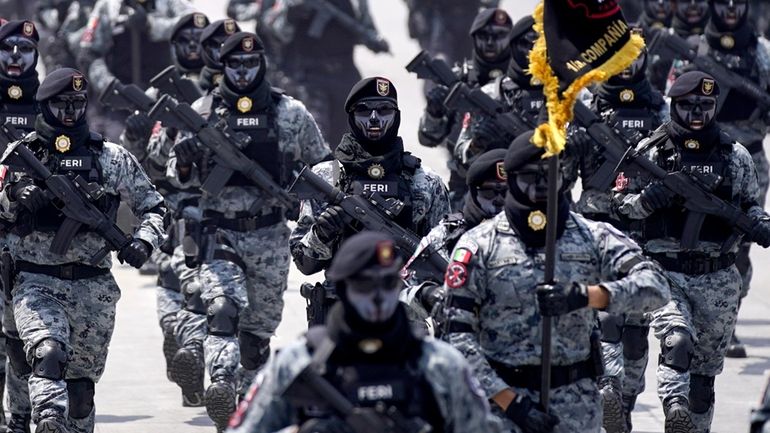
xmin=0 ymin=1 xmax=768 ymax=433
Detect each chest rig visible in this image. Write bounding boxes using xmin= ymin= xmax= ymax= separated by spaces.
xmin=500 ymin=77 xmax=544 ymax=127
xmin=605 ymin=106 xmax=659 ymax=138
xmin=0 ymin=100 xmax=37 ymax=135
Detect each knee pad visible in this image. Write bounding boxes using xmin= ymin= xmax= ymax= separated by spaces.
xmin=184 ymin=282 xmax=206 ymax=314
xmin=32 ymin=339 xmax=67 ymax=380
xmin=6 ymin=336 xmax=32 ymax=376
xmin=622 ymin=325 xmax=650 ymax=361
xmin=689 ymin=374 xmax=715 ymax=414
xmin=67 ymin=378 xmax=95 ymax=419
xmin=207 ymin=297 xmax=239 ymax=337
xmin=599 ymin=313 xmax=624 ymax=343
xmin=238 ymin=332 xmax=270 ymax=371
xmin=659 ymin=329 xmax=694 ymax=373
xmin=157 ymin=267 xmax=181 ymax=292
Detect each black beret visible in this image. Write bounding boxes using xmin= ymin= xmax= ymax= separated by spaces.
xmin=220 ymin=32 xmax=265 ymax=59
xmin=200 ymin=19 xmax=240 ymax=45
xmin=326 ymin=231 xmax=403 ymax=282
xmin=344 ymin=77 xmax=398 ymax=112
xmin=0 ymin=20 xmax=39 ymax=43
xmin=36 ymin=68 xmax=87 ymax=101
xmin=171 ymin=12 xmax=210 ymax=41
xmin=668 ymin=71 xmax=720 ymax=98
xmin=466 ymin=148 xmax=508 ymax=187
xmin=469 ymin=8 xmax=512 ymax=36
xmin=510 ymin=15 xmax=535 ymax=41
xmin=504 ymin=130 xmax=543 ymax=173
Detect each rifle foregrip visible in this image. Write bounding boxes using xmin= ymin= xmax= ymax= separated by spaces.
xmin=50 ymin=218 xmax=82 ymax=256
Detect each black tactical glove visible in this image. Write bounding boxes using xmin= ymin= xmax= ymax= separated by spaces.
xmin=174 ymin=137 xmax=202 ymax=167
xmin=504 ymin=394 xmax=559 ymax=433
xmin=418 ymin=281 xmax=443 ymax=312
xmin=471 ymin=116 xmax=515 ymax=151
xmin=12 ymin=182 xmax=48 ymax=213
xmin=568 ymin=127 xmax=593 ymax=156
xmin=118 ymin=239 xmax=151 ymax=269
xmin=750 ymin=218 xmax=770 ymax=248
xmin=425 ymin=85 xmax=449 ymax=118
xmin=313 ymin=206 xmax=346 ymax=243
xmin=124 ymin=112 xmax=154 ymax=143
xmin=126 ymin=4 xmax=148 ymax=30
xmin=640 ymin=181 xmax=675 ymax=211
xmin=536 ymin=282 xmax=589 ymax=316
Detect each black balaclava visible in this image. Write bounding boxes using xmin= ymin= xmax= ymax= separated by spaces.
xmin=469 ymin=8 xmax=513 ymax=85
xmin=507 ymin=16 xmax=540 ymax=88
xmin=596 ymin=49 xmax=658 ymax=108
xmin=0 ymin=21 xmax=40 ymax=103
xmin=667 ymin=70 xmax=721 ymax=149
xmin=199 ymin=19 xmax=240 ymax=91
xmin=503 ymin=131 xmax=570 ymax=248
xmin=35 ymin=68 xmax=91 ymax=150
xmin=218 ymin=33 xmax=271 ymax=113
xmin=641 ymin=0 xmax=674 ymax=29
xmin=673 ymin=0 xmax=710 ymax=36
xmin=343 ymin=77 xmax=401 ymax=154
xmin=170 ymin=13 xmax=209 ymax=73
xmin=705 ymin=0 xmax=754 ymax=51
xmin=464 ymin=148 xmax=508 ymax=227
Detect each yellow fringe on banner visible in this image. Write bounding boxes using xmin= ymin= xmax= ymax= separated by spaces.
xmin=527 ymin=2 xmax=645 ymax=156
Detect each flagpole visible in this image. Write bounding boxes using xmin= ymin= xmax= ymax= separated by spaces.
xmin=540 ymin=154 xmax=559 ymax=413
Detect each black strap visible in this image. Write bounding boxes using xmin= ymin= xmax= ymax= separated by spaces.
xmin=15 ymin=261 xmax=109 ymax=280
xmin=488 ymin=358 xmax=596 ymax=390
xmin=448 ymin=296 xmax=478 ymax=312
xmin=649 ymin=252 xmax=736 ymax=275
xmin=204 ymin=210 xmax=283 ymax=232
xmin=212 ymin=249 xmax=247 ymax=272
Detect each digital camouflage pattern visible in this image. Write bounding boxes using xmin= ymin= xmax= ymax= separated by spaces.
xmin=226 ymin=337 xmax=502 ymax=433
xmin=444 ymin=212 xmax=669 ymax=432
xmin=599 ymin=312 xmax=651 ymax=405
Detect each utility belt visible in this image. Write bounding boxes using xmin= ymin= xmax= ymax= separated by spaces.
xmin=300 ymin=280 xmax=338 ymax=327
xmin=648 ymin=252 xmax=736 ymax=275
xmin=203 ymin=209 xmax=283 ymax=232
xmin=15 ymin=261 xmax=110 ymax=280
xmin=488 ymin=357 xmax=598 ymax=391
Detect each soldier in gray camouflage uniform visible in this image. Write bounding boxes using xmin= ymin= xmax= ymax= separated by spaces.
xmin=0 ymin=68 xmax=165 ymax=433
xmin=289 ymin=76 xmax=450 ymax=327
xmin=227 ymin=231 xmax=502 ymax=433
xmin=166 ymin=32 xmax=330 ymax=432
xmin=615 ymin=71 xmax=770 ymax=433
xmin=444 ymin=130 xmax=670 ymax=433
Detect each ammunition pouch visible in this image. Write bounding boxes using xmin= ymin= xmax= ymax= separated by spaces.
xmin=649 ymin=252 xmax=736 ymax=275
xmin=300 ymin=281 xmax=338 ymax=327
xmin=15 ymin=261 xmax=109 ymax=280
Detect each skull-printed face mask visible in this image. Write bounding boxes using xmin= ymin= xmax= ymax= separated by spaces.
xmin=473 ymin=23 xmax=512 ymax=63
xmin=172 ymin=27 xmax=205 ymax=70
xmin=676 ymin=0 xmax=709 ymax=25
xmin=510 ymin=160 xmax=564 ymax=207
xmin=47 ymin=91 xmax=87 ymax=127
xmin=0 ymin=35 xmax=37 ymax=78
xmin=351 ymin=100 xmax=398 ymax=141
xmin=203 ymin=34 xmax=228 ymax=67
xmin=344 ymin=273 xmax=403 ymax=323
xmin=224 ymin=52 xmax=263 ymax=91
xmin=674 ymin=94 xmax=717 ymax=131
xmin=712 ymin=0 xmax=748 ymax=30
xmin=644 ymin=0 xmax=673 ymax=21
xmin=511 ymin=28 xmax=538 ymax=69
xmin=474 ymin=180 xmax=507 ymax=216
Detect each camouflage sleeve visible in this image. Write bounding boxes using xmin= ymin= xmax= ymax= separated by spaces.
xmin=278 ymin=96 xmax=331 ymax=165
xmin=418 ymin=111 xmax=452 ymax=147
xmin=444 ymin=232 xmax=509 ymax=399
xmin=146 ymin=0 xmax=196 ymax=41
xmin=289 ymin=162 xmax=337 ymax=273
xmin=587 ymin=219 xmax=670 ymax=316
xmin=146 ymin=123 xmax=175 ymax=168
xmin=454 ymin=113 xmax=475 ymax=165
xmin=732 ymin=143 xmax=768 ymax=218
xmin=420 ymin=167 xmax=451 ymax=229
xmin=103 ymin=142 xmax=166 ymax=249
xmin=227 ymin=0 xmax=261 ymax=21
xmin=0 ymin=169 xmax=25 ymax=222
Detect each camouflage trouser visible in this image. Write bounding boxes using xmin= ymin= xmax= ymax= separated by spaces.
xmin=12 ymin=271 xmax=120 ymax=433
xmin=153 ymin=247 xmax=184 ymax=325
xmin=652 ymin=266 xmax=742 ymax=433
xmin=3 ymin=297 xmax=32 ymax=415
xmin=187 ymin=223 xmax=290 ymax=386
xmin=490 ymin=378 xmax=602 ymax=432
xmin=736 ymin=149 xmax=769 ymax=297
xmin=173 ymin=243 xmax=206 ymax=350
xmin=599 ymin=313 xmax=650 ymax=411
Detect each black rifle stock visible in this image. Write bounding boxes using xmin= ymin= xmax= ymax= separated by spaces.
xmin=99 ymin=78 xmax=156 ymax=114
xmin=283 ymin=366 xmax=432 ymax=433
xmin=148 ymin=95 xmax=295 ymax=209
xmin=150 ymin=65 xmax=203 ymax=105
xmin=443 ymin=81 xmax=534 ymax=138
xmin=0 ymin=142 xmax=133 ymax=264
xmin=288 ymin=166 xmax=448 ymax=278
xmin=572 ymin=101 xmax=757 ymax=250
xmin=405 ymin=50 xmax=460 ymax=88
xmin=305 ymin=0 xmax=390 ymax=53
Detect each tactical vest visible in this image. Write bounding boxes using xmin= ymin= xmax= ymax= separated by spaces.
xmin=643 ymin=135 xmax=736 ymax=245
xmin=606 ymin=106 xmax=659 ymax=138
xmin=499 ymin=77 xmax=544 ymax=127
xmin=0 ymin=101 xmax=37 ymax=134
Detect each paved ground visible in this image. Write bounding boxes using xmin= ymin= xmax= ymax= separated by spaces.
xmin=10 ymin=0 xmax=770 ymax=432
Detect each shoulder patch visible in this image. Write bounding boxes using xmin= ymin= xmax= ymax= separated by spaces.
xmin=445 ymin=262 xmax=468 ymax=289
xmin=454 ymin=238 xmax=478 ymax=255
xmin=451 ymin=248 xmax=473 ymax=264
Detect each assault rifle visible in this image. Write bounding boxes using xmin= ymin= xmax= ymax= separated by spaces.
xmin=148 ymin=94 xmax=295 ymax=209
xmin=647 ymin=28 xmax=770 ymax=112
xmin=572 ymin=101 xmax=757 ymax=250
xmin=443 ymin=81 xmax=534 ymax=139
xmin=405 ymin=50 xmax=460 ymax=88
xmin=0 ymin=141 xmax=133 ymax=264
xmin=306 ymin=0 xmax=390 ymax=54
xmin=150 ymin=65 xmax=203 ymax=105
xmin=0 ymin=123 xmax=24 ymax=150
xmin=99 ymin=78 xmax=156 ymax=114
xmin=289 ymin=166 xmax=448 ymax=279
xmin=284 ymin=364 xmax=432 ymax=433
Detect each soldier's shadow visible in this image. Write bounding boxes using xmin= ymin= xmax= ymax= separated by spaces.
xmin=738 ymin=354 xmax=770 ymax=376
xmin=185 ymin=414 xmax=215 ymax=427
xmin=95 ymin=414 xmax=153 ymax=423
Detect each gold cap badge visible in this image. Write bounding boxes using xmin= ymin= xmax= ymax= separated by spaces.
xmin=702 ymin=78 xmax=715 ymax=96
xmin=367 ymin=163 xmax=385 ymax=179
xmin=236 ymin=96 xmax=252 ymax=113
xmin=193 ymin=13 xmax=207 ymax=28
xmin=22 ymin=21 xmax=34 ymax=37
xmin=527 ymin=210 xmax=547 ymax=231
xmin=7 ymin=85 xmax=22 ymax=100
xmin=242 ymin=37 xmax=254 ymax=52
xmin=496 ymin=161 xmax=507 ymax=181
xmin=72 ymin=75 xmax=84 ymax=92
xmin=620 ymin=89 xmax=635 ymax=103
xmin=376 ymin=240 xmax=394 ymax=266
xmin=55 ymin=135 xmax=71 ymax=153
xmin=376 ymin=78 xmax=390 ymax=97
xmin=224 ymin=19 xmax=237 ymax=35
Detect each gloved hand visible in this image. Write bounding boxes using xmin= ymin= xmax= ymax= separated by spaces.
xmin=640 ymin=181 xmax=675 ymax=211
xmin=124 ymin=112 xmax=154 ymax=143
xmin=313 ymin=205 xmax=346 ymax=243
xmin=568 ymin=127 xmax=593 ymax=155
xmin=504 ymin=394 xmax=559 ymax=433
xmin=471 ymin=117 xmax=515 ymax=151
xmin=750 ymin=218 xmax=770 ymax=248
xmin=126 ymin=4 xmax=148 ymax=31
xmin=174 ymin=137 xmax=202 ymax=167
xmin=425 ymin=85 xmax=449 ymax=118
xmin=536 ymin=282 xmax=589 ymax=316
xmin=12 ymin=183 xmax=48 ymax=213
xmin=418 ymin=281 xmax=443 ymax=312
xmin=118 ymin=239 xmax=150 ymax=269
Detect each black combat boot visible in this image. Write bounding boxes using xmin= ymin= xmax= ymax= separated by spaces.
xmin=599 ymin=376 xmax=628 ymax=433
xmin=664 ymin=396 xmax=696 ymax=433
xmin=33 ymin=417 xmax=66 ymax=433
xmin=170 ymin=342 xmax=205 ymax=407
xmin=160 ymin=316 xmax=180 ymax=382
xmin=205 ymin=375 xmax=237 ymax=433
xmin=622 ymin=394 xmax=637 ymax=433
xmin=725 ymin=330 xmax=747 ymax=358
xmin=6 ymin=414 xmax=31 ymax=433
